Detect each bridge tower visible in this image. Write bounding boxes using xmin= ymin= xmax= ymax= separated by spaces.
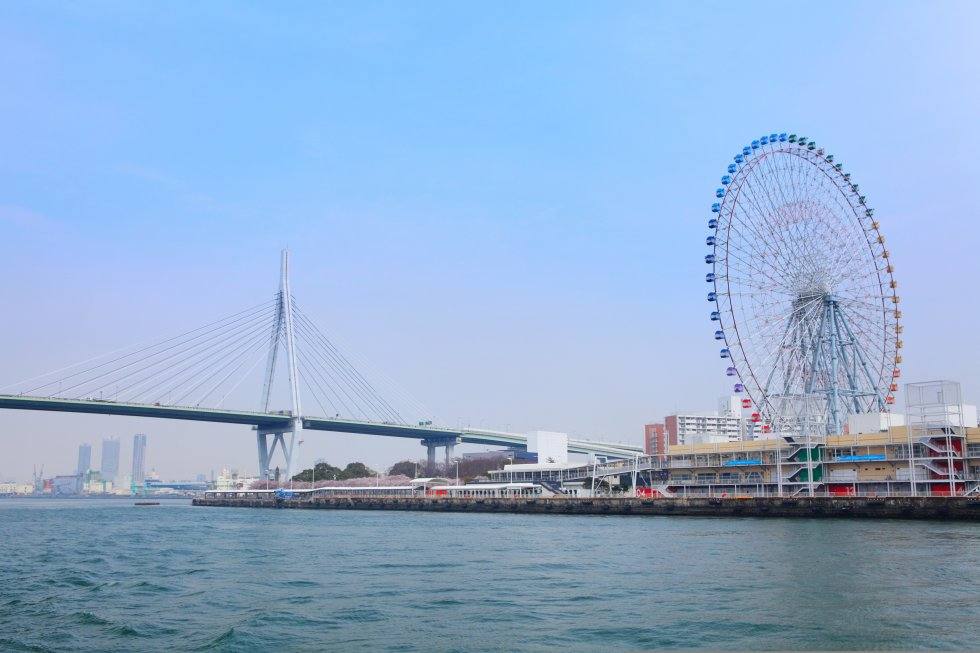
xmin=257 ymin=249 xmax=304 ymax=482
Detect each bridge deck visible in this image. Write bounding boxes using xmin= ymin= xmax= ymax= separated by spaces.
xmin=0 ymin=395 xmax=642 ymax=458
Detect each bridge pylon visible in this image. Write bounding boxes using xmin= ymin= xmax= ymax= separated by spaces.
xmin=257 ymin=249 xmax=303 ymax=481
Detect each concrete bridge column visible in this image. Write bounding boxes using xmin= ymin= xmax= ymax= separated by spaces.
xmin=256 ymin=432 xmax=270 ymax=480
xmin=426 ymin=442 xmax=437 ymax=472
xmin=421 ymin=437 xmax=461 ymax=473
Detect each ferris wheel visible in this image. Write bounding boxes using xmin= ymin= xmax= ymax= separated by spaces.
xmin=705 ymin=132 xmax=902 ymax=435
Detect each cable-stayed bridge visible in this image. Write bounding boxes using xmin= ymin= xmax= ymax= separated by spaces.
xmin=0 ymin=251 xmax=641 ymax=478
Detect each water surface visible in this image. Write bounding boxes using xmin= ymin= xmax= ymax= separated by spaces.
xmin=1 ymin=498 xmax=977 ymax=651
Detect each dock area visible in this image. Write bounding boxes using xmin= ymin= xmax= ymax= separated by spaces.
xmin=193 ymin=495 xmax=980 ymax=520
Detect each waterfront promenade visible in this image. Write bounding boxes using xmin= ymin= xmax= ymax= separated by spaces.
xmin=194 ymin=495 xmax=980 ymax=520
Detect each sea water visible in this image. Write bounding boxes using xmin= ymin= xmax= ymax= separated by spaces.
xmin=1 ymin=498 xmax=977 ymax=651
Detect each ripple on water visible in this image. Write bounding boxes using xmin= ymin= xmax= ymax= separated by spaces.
xmin=0 ymin=637 xmax=54 ymax=653
xmin=130 ymin=580 xmax=175 ymax=594
xmin=71 ymin=611 xmax=111 ymax=626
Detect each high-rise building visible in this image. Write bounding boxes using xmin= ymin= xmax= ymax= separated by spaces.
xmin=644 ymin=423 xmax=674 ymax=457
xmin=101 ymin=437 xmax=120 ymax=483
xmin=76 ymin=443 xmax=92 ymax=475
xmin=131 ymin=434 xmax=147 ymax=485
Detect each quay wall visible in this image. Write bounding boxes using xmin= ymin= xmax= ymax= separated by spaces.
xmin=192 ymin=496 xmax=980 ymax=520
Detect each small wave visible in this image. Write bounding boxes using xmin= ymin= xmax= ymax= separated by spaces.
xmin=335 ymin=608 xmax=384 ymax=623
xmin=194 ymin=626 xmax=263 ymax=651
xmin=72 ymin=611 xmax=110 ymax=626
xmin=0 ymin=637 xmax=53 ymax=653
xmin=373 ymin=562 xmax=460 ymax=570
xmin=282 ymin=579 xmax=320 ymax=588
xmin=427 ymin=598 xmax=464 ymax=606
xmin=107 ymin=624 xmax=145 ymax=638
xmin=565 ymin=594 xmax=599 ymax=602
xmin=61 ymin=575 xmax=97 ymax=588
xmin=180 ymin=568 xmax=208 ymax=576
xmin=130 ymin=580 xmax=174 ymax=593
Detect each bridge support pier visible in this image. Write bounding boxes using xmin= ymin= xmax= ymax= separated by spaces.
xmin=445 ymin=441 xmax=455 ymax=468
xmin=256 ymin=422 xmax=299 ymax=483
xmin=257 ymin=432 xmax=270 ymax=479
xmin=426 ymin=442 xmax=437 ymax=472
xmin=421 ymin=437 xmax=460 ymax=474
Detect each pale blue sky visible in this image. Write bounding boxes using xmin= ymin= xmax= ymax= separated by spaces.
xmin=1 ymin=1 xmax=978 ymax=480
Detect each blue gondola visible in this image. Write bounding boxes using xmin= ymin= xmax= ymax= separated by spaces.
xmin=760 ymin=135 xmax=769 ymax=145
xmin=734 ymin=154 xmax=744 ymax=164
xmin=742 ymin=146 xmax=751 ymax=156
xmin=705 ymin=272 xmax=715 ymax=282
xmin=778 ymin=132 xmax=787 ymax=142
xmin=711 ymin=203 xmax=720 ymax=213
xmin=726 ymin=366 xmax=737 ymax=376
xmin=707 ymin=292 xmax=717 ymax=302
xmin=720 ymin=348 xmax=731 ymax=358
xmin=721 ymin=175 xmax=731 ymax=185
xmin=807 ymin=141 xmax=816 ymax=150
xmin=751 ymin=140 xmax=759 ymax=149
xmin=733 ymin=383 xmax=745 ymax=393
xmin=727 ymin=163 xmax=737 ymax=173
xmin=715 ymin=188 xmax=725 ymax=198
xmin=706 ymin=235 xmax=716 ymax=246
xmin=714 ymin=330 xmax=725 ymax=340
xmin=825 ymin=154 xmax=834 ymax=162
xmin=710 ymin=311 xmax=720 ymax=321
xmin=770 ymin=132 xmax=778 ymax=142
xmin=708 ymin=218 xmax=718 ymax=229
xmin=865 ymin=209 xmax=874 ymax=217
xmin=705 ymin=254 xmax=715 ymax=264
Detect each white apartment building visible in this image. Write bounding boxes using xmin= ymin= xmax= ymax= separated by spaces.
xmin=663 ymin=396 xmax=752 ymax=446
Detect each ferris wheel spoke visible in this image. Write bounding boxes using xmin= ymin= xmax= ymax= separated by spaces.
xmin=730 ymin=300 xmax=825 ymax=387
xmin=719 ymin=240 xmax=801 ymax=293
xmin=736 ymin=170 xmax=811 ymax=275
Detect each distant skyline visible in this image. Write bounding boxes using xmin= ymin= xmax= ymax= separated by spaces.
xmin=2 ymin=2 xmax=979 ymax=480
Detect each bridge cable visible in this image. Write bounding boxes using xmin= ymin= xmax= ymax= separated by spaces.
xmin=291 ymin=312 xmax=390 ymax=418
xmin=290 ymin=304 xmax=404 ymax=422
xmin=292 ymin=319 xmax=401 ymax=422
xmin=292 ymin=303 xmax=430 ymax=422
xmin=72 ymin=307 xmax=276 ymax=402
xmin=293 ymin=346 xmax=357 ymax=417
xmin=292 ymin=332 xmax=372 ymax=419
xmin=172 ymin=323 xmax=280 ymax=406
xmin=294 ymin=356 xmax=337 ymax=418
xmin=213 ymin=339 xmax=277 ymax=409
xmin=13 ymin=299 xmax=276 ymax=396
xmin=143 ymin=317 xmax=276 ymax=405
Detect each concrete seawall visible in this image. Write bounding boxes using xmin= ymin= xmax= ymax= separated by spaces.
xmin=192 ymin=495 xmax=980 ymax=520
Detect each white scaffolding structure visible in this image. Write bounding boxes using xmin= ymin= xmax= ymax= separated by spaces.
xmin=905 ymin=380 xmax=967 ymax=497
